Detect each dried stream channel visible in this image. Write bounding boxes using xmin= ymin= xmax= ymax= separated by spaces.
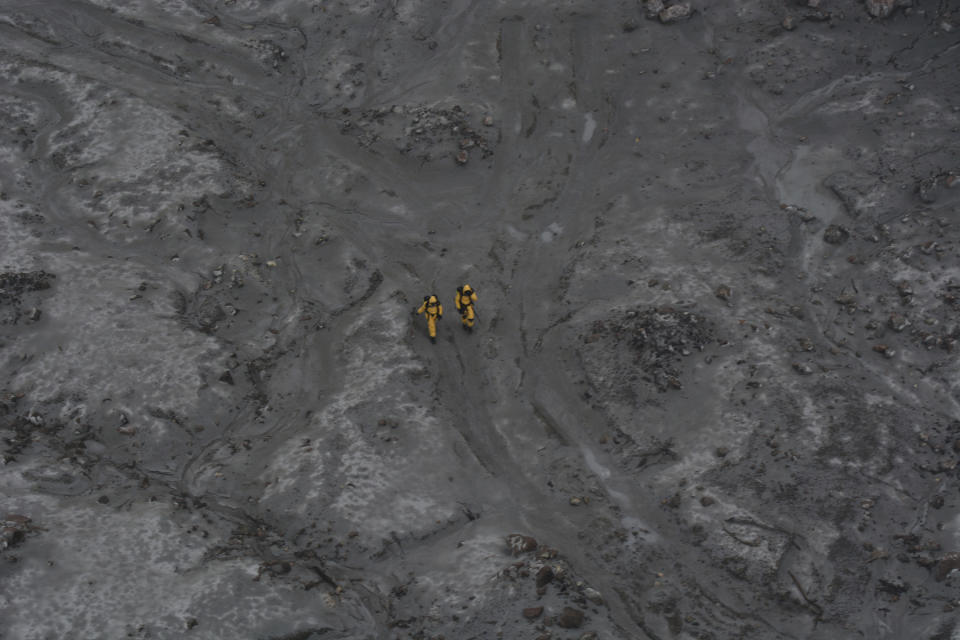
xmin=2 ymin=1 xmax=960 ymax=639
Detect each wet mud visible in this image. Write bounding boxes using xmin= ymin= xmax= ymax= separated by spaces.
xmin=2 ymin=1 xmax=960 ymax=639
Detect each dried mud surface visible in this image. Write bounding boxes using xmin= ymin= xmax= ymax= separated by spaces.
xmin=2 ymin=1 xmax=960 ymax=639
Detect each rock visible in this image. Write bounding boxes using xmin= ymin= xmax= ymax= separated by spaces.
xmin=877 ymin=576 xmax=909 ymax=594
xmin=219 ymin=370 xmax=235 ymax=385
xmin=536 ymin=565 xmax=554 ymax=588
xmin=482 ymin=115 xmax=494 ymax=127
xmin=622 ymin=18 xmax=640 ymax=32
xmin=824 ymin=172 xmax=870 ymax=217
xmin=700 ymin=496 xmax=716 ymax=507
xmin=569 ymin=496 xmax=584 ymax=506
xmin=659 ymin=3 xmax=692 ymax=23
xmin=579 ymin=634 xmax=598 ymax=640
xmin=823 ymin=225 xmax=849 ymax=245
xmin=715 ymin=446 xmax=729 ymax=457
xmin=1 ymin=526 xmax=25 ymax=549
xmin=3 ymin=514 xmax=32 ymax=525
xmin=888 ymin=313 xmax=910 ymax=332
xmin=792 ymin=362 xmax=813 ymax=375
xmin=455 ymin=149 xmax=469 ymax=165
xmin=917 ymin=177 xmax=942 ymax=203
xmin=506 ymin=533 xmax=538 ymax=555
xmin=583 ymin=586 xmax=604 ymax=605
xmin=935 ymin=552 xmax=960 ymax=581
xmin=523 ymin=606 xmax=543 ymax=619
xmin=872 ymin=344 xmax=895 ymax=358
xmin=196 ymin=298 xmax=225 ymax=330
xmin=715 ymin=284 xmax=731 ymax=301
xmin=782 ymin=15 xmax=797 ymax=30
xmin=557 ymin=606 xmax=585 ymax=629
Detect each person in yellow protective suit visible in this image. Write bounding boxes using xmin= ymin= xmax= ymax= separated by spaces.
xmin=455 ymin=285 xmax=478 ymax=332
xmin=415 ymin=294 xmax=443 ymax=343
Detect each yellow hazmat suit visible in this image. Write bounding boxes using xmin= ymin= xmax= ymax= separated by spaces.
xmin=455 ymin=285 xmax=478 ymax=331
xmin=416 ymin=294 xmax=443 ymax=343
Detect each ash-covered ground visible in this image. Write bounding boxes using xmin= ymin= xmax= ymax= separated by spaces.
xmin=2 ymin=1 xmax=960 ymax=639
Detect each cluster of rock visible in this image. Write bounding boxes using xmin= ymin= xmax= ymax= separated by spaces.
xmin=502 ymin=533 xmax=604 ymax=637
xmin=582 ymin=306 xmax=714 ymax=392
xmin=864 ymin=0 xmax=914 ymax=18
xmin=643 ymin=1 xmax=693 ymax=24
xmin=334 ymin=103 xmax=495 ymax=166
xmin=0 ymin=270 xmax=53 ymax=325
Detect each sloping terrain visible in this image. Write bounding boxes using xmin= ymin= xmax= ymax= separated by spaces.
xmin=2 ymin=1 xmax=959 ymax=639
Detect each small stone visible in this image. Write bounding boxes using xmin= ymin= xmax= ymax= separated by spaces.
xmin=715 ymin=447 xmax=729 ymax=458
xmin=523 ymin=606 xmax=543 ymax=619
xmin=482 ymin=115 xmax=494 ymax=127
xmin=28 ymin=307 xmax=41 ymax=321
xmin=455 ymin=150 xmax=469 ymax=165
xmin=659 ymin=3 xmax=692 ymax=23
xmin=622 ymin=18 xmax=640 ymax=32
xmin=569 ymin=496 xmax=583 ymax=506
xmin=782 ymin=15 xmax=797 ymax=30
xmin=557 ymin=607 xmax=585 ymax=629
xmin=700 ymin=496 xmax=716 ymax=507
xmin=583 ymin=586 xmax=604 ymax=605
xmin=219 ymin=371 xmax=235 ymax=385
xmin=714 ymin=284 xmax=731 ymax=301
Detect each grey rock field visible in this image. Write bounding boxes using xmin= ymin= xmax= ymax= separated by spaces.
xmin=1 ymin=1 xmax=960 ymax=638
